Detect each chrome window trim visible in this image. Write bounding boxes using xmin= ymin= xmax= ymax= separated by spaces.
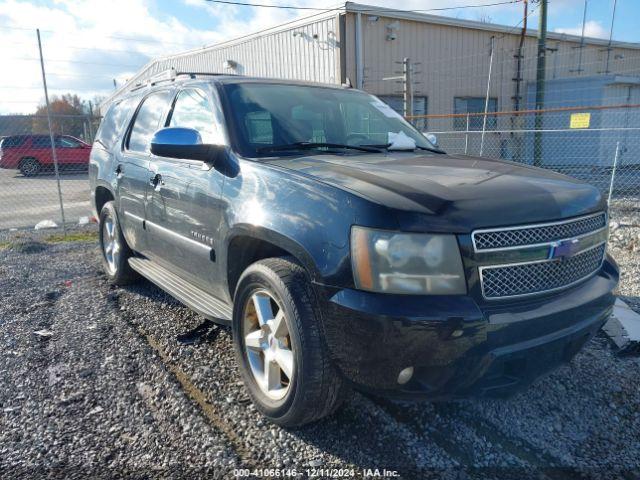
xmin=479 ymin=242 xmax=606 ymax=301
xmin=471 ymin=212 xmax=607 ymax=253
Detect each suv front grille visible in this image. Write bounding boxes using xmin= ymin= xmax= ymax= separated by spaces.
xmin=473 ymin=212 xmax=607 ymax=251
xmin=480 ymin=244 xmax=606 ymax=299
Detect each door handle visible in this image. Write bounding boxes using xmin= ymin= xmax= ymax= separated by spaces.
xmin=150 ymin=173 xmax=163 ymax=188
xmin=115 ymin=164 xmax=123 ymax=176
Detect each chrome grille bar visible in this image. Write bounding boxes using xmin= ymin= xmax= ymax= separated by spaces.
xmin=472 ymin=212 xmax=607 ymax=252
xmin=472 ymin=212 xmax=608 ymax=300
xmin=479 ymin=244 xmax=606 ymax=300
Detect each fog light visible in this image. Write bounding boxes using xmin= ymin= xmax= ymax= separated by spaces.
xmin=397 ymin=366 xmax=414 ymax=385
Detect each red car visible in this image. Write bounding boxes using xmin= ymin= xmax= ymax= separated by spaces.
xmin=0 ymin=134 xmax=91 ymax=176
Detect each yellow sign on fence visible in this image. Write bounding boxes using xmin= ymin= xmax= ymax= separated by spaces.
xmin=570 ymin=112 xmax=591 ymax=129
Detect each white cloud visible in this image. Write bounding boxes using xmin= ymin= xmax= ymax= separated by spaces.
xmin=554 ymin=20 xmax=609 ymax=39
xmin=0 ymin=0 xmax=223 ymax=114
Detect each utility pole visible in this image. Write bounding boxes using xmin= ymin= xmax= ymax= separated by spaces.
xmin=512 ymin=0 xmax=528 ymax=163
xmin=604 ymin=0 xmax=618 ymax=74
xmin=576 ymin=0 xmax=588 ymax=73
xmin=513 ymin=0 xmax=528 ymax=112
xmin=403 ymin=58 xmax=413 ymax=118
xmin=533 ymin=0 xmax=548 ymax=167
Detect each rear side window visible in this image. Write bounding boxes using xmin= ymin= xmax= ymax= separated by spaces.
xmin=1 ymin=136 xmax=27 ymax=148
xmin=32 ymin=136 xmax=51 ymax=148
xmin=95 ymin=97 xmax=136 ymax=149
xmin=127 ymin=91 xmax=173 ymax=153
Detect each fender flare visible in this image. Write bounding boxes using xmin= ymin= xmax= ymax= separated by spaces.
xmin=225 ymin=224 xmax=323 ymax=284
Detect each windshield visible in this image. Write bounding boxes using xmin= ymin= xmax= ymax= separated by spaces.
xmin=222 ymin=83 xmax=436 ymax=157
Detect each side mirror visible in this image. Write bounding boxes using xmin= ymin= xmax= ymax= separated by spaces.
xmin=150 ymin=127 xmax=224 ymax=164
xmin=423 ymin=132 xmax=438 ymax=147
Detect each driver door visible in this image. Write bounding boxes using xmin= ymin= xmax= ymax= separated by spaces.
xmin=145 ymin=86 xmax=228 ymax=299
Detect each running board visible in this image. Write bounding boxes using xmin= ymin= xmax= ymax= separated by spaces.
xmin=128 ymin=257 xmax=232 ymax=325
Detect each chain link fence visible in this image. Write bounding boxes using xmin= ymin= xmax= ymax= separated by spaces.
xmin=0 ymin=114 xmax=100 ymax=230
xmin=407 ymin=105 xmax=640 ymax=222
xmin=1 ymin=29 xmax=639 ymax=237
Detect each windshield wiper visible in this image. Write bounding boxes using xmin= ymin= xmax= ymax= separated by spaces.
xmin=416 ymin=145 xmax=447 ymax=154
xmin=256 ymin=142 xmax=382 ymax=154
xmin=360 ymin=142 xmax=446 ymax=154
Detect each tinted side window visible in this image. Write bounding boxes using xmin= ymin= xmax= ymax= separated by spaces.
xmin=56 ymin=137 xmax=81 ymax=148
xmin=454 ymin=97 xmax=497 ymax=131
xmin=1 ymin=136 xmax=27 ymax=148
xmin=32 ymin=136 xmax=51 ymax=148
xmin=128 ymin=91 xmax=172 ymax=153
xmin=168 ymin=89 xmax=219 ymax=144
xmin=95 ymin=97 xmax=136 ymax=149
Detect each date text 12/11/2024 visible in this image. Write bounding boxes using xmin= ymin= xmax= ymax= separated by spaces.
xmin=232 ymin=468 xmax=399 ymax=477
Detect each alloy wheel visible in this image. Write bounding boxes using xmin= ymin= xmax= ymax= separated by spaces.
xmin=243 ymin=290 xmax=294 ymax=401
xmin=102 ymin=215 xmax=121 ymax=275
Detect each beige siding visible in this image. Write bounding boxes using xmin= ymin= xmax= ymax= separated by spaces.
xmin=345 ymin=12 xmax=640 ymax=132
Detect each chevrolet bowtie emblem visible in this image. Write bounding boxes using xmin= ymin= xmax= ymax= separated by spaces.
xmin=550 ymin=238 xmax=581 ymax=260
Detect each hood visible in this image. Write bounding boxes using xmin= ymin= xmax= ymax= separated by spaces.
xmin=267 ymin=152 xmax=606 ymax=232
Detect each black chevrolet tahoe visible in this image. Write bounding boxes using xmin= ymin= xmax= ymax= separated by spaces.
xmin=90 ymin=74 xmax=619 ymax=427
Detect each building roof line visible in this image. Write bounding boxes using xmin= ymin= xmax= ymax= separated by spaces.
xmin=100 ymin=5 xmax=344 ymax=108
xmin=101 ymin=1 xmax=640 ymax=110
xmin=344 ymin=2 xmax=640 ymax=50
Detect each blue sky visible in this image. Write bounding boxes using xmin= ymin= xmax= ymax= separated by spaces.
xmin=152 ymin=0 xmax=639 ymax=44
xmin=0 ymin=0 xmax=638 ymax=113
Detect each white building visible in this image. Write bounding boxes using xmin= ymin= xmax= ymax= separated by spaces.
xmin=103 ymin=2 xmax=640 ymax=135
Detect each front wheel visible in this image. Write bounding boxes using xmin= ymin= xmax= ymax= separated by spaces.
xmin=232 ymin=257 xmax=347 ymax=427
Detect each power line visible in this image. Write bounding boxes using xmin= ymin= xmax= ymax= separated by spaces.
xmin=0 ymin=25 xmax=208 ymax=48
xmin=5 ymin=57 xmax=143 ymax=69
xmin=2 ymin=39 xmax=176 ymax=55
xmin=202 ymin=0 xmax=522 ymax=13
xmin=496 ymin=0 xmax=541 ymax=40
xmin=0 ymin=1 xmax=525 ymax=59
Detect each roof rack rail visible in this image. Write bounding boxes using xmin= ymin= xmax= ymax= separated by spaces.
xmin=149 ymin=68 xmax=177 ymax=86
xmin=128 ymin=68 xmax=178 ymax=93
xmin=129 ymin=82 xmax=147 ymax=93
xmin=127 ymin=69 xmax=240 ymax=93
xmin=175 ymin=71 xmax=239 ymax=78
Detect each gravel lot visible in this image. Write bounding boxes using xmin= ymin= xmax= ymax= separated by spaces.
xmin=1 ymin=221 xmax=639 ymax=479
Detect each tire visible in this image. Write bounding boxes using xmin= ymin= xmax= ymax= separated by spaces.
xmin=19 ymin=157 xmax=41 ymax=177
xmin=98 ymin=201 xmax=139 ymax=285
xmin=232 ymin=257 xmax=348 ymax=427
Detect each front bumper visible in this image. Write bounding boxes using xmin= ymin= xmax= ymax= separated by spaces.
xmin=320 ymin=256 xmax=618 ymax=399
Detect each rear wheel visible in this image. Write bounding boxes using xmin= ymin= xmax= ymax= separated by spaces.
xmin=19 ymin=157 xmax=41 ymax=177
xmin=232 ymin=257 xmax=347 ymax=427
xmin=99 ymin=201 xmax=139 ymax=285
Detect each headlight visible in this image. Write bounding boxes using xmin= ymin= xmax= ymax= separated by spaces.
xmin=351 ymin=226 xmax=467 ymax=295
